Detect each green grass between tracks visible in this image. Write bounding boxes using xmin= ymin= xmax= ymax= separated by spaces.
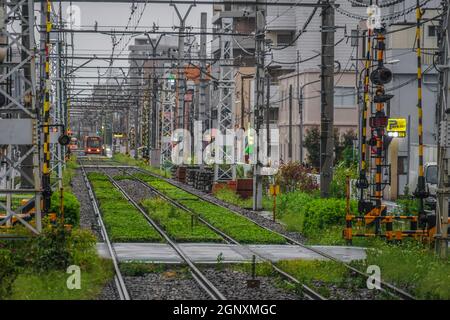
xmin=134 ymin=173 xmax=286 ymax=244
xmin=141 ymin=198 xmax=222 ymax=242
xmin=112 ymin=153 xmax=168 ymax=177
xmin=87 ymin=172 xmax=163 ymax=242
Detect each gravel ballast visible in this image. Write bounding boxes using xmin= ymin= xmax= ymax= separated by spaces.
xmin=71 ymin=168 xmax=102 ymax=240
xmin=124 ymin=272 xmax=210 ymax=300
xmin=201 ymin=268 xmax=300 ymax=300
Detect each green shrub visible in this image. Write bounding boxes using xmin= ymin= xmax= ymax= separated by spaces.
xmin=27 ymin=223 xmax=71 ymax=272
xmin=50 ymin=191 xmax=80 ymax=227
xmin=396 ymin=197 xmax=418 ymax=216
xmin=278 ymin=191 xmax=355 ymax=240
xmin=0 ymin=249 xmax=17 ymax=299
xmin=329 ymin=162 xmax=358 ymax=199
xmin=67 ymin=229 xmax=98 ymax=270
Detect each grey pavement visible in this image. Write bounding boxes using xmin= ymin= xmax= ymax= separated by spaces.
xmin=97 ymin=243 xmax=366 ymax=263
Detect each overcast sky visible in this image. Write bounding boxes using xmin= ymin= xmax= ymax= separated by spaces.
xmin=48 ymin=3 xmax=213 ymax=88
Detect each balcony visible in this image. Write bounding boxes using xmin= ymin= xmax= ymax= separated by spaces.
xmin=266 ymin=6 xmax=296 ymax=31
xmin=266 ymin=45 xmax=298 ymax=71
xmin=211 ymin=35 xmax=255 ymax=56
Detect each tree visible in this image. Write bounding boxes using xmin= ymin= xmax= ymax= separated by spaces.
xmin=304 ymin=127 xmax=320 ymax=168
xmin=275 ymin=161 xmax=319 ymax=193
xmin=335 ymin=129 xmax=357 ymax=165
xmin=304 ymin=127 xmax=357 ymax=169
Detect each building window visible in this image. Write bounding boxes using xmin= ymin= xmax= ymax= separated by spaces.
xmin=398 ymin=156 xmax=408 ymax=175
xmin=428 ymin=25 xmax=437 ymax=37
xmin=269 ymin=108 xmax=278 ymax=123
xmin=334 ymin=87 xmax=356 ymax=108
xmin=351 ymin=29 xmax=358 ymax=47
xmin=277 ymin=33 xmax=293 ymax=46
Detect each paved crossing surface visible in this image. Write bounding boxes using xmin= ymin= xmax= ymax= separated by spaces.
xmin=97 ymin=243 xmax=366 ymax=263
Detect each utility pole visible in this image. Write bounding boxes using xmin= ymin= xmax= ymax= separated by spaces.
xmin=297 ymin=50 xmax=302 ymax=163
xmin=435 ymin=0 xmax=449 ymax=259
xmin=198 ymin=12 xmax=207 ymax=168
xmin=288 ymin=84 xmax=292 ymax=161
xmin=266 ymin=71 xmax=271 ymax=159
xmin=320 ymin=0 xmax=335 ymax=198
xmin=145 ymin=33 xmax=164 ymax=162
xmin=171 ymin=3 xmax=195 ymax=130
xmin=253 ymin=1 xmax=265 ymax=210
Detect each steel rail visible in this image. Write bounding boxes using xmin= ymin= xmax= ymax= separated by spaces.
xmin=78 ymin=162 xmax=130 ymax=300
xmin=101 ymin=169 xmax=226 ymax=301
xmin=133 ymin=166 xmax=416 ymax=300
xmin=121 ymin=168 xmax=325 ymax=301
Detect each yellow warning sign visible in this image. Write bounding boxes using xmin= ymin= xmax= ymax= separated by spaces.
xmin=269 ymin=185 xmax=280 ymax=196
xmin=386 ymin=118 xmax=407 ymax=137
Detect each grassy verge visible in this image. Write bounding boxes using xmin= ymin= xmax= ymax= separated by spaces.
xmin=62 ymin=156 xmax=79 ymax=191
xmin=141 ymin=198 xmax=222 ymax=242
xmin=361 ymin=241 xmax=450 ymax=299
xmin=1 ymin=227 xmax=114 ymax=300
xmin=10 ymin=258 xmax=113 ymax=300
xmin=277 ymin=190 xmax=450 ymax=299
xmin=88 ymin=172 xmax=162 ymax=242
xmin=275 ymin=259 xmax=378 ymax=299
xmin=135 ymin=173 xmax=285 ymax=244
xmin=214 ymin=187 xmax=273 ymax=211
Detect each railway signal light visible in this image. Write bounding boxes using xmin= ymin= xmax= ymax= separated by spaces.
xmin=58 ymin=134 xmax=71 ymax=146
xmin=369 ymin=114 xmax=388 ymax=128
xmin=370 ymin=66 xmax=393 ymax=85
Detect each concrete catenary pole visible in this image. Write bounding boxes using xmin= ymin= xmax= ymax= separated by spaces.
xmin=435 ymin=0 xmax=449 ymax=259
xmin=198 ymin=12 xmax=207 ymax=168
xmin=171 ymin=3 xmax=195 ymax=130
xmin=253 ymin=0 xmax=265 ymax=210
xmin=320 ymin=0 xmax=335 ymax=198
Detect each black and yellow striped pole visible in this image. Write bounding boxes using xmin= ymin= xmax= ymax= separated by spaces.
xmin=374 ymin=31 xmax=385 ymax=212
xmin=413 ymin=0 xmax=428 ymax=228
xmin=42 ymin=0 xmax=52 ymax=213
xmin=357 ymin=28 xmax=372 ymax=213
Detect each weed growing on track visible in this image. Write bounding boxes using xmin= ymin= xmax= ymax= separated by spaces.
xmin=276 ymin=259 xmax=378 ymax=299
xmin=179 ymin=199 xmax=286 ymax=244
xmin=88 ymin=172 xmax=163 ymax=242
xmin=120 ymin=262 xmax=190 ymax=278
xmin=141 ymin=198 xmax=222 ymax=242
xmin=134 ymin=173 xmax=286 ymax=244
xmin=112 ymin=153 xmax=168 ymax=177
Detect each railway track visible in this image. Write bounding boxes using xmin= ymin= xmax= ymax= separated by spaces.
xmin=78 ymin=158 xmax=416 ymax=300
xmin=80 ymin=160 xmax=226 ymax=300
xmin=128 ymin=165 xmax=416 ymax=300
xmin=80 ymin=163 xmax=130 ymax=300
xmin=117 ymin=167 xmax=325 ymax=300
